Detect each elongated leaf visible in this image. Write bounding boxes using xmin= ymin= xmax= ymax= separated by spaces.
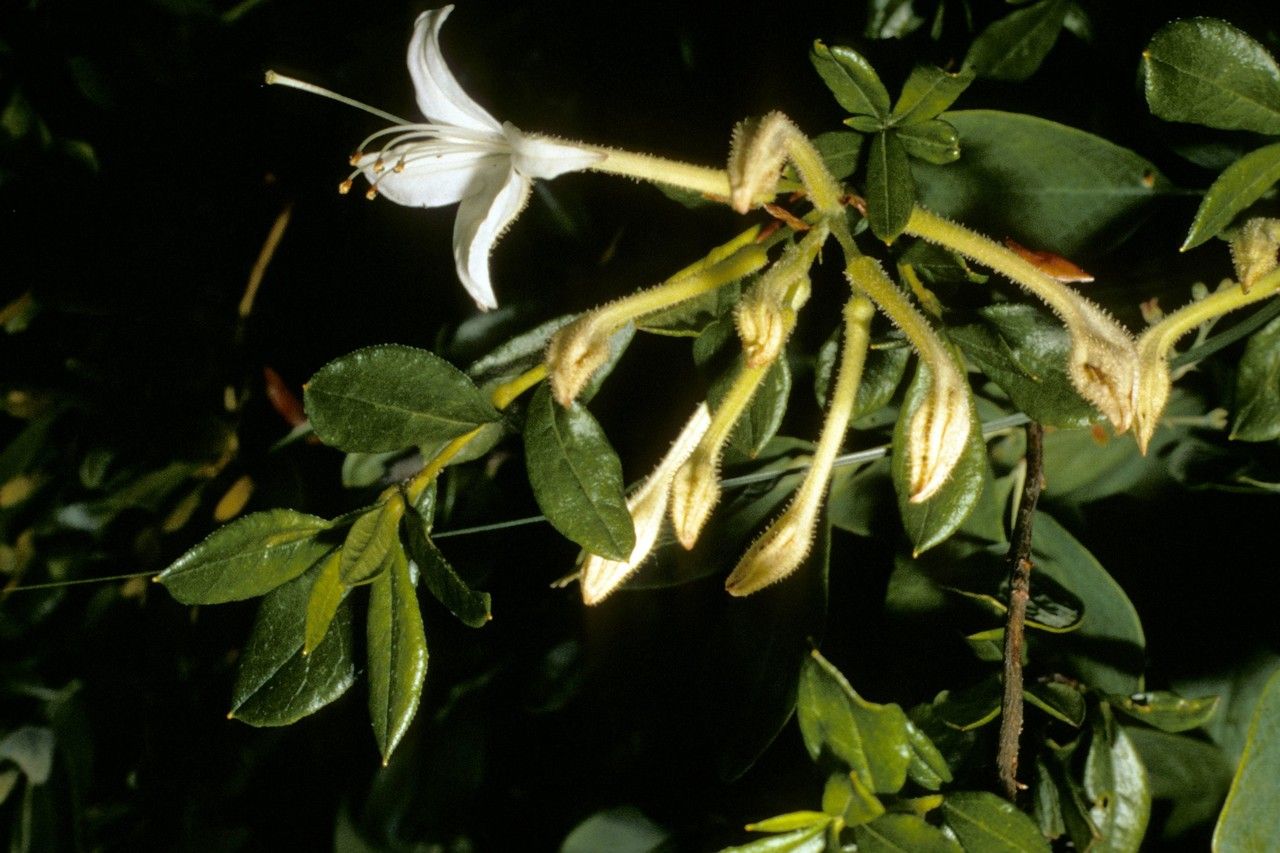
xmin=1183 ymin=142 xmax=1280 ymax=250
xmin=367 ymin=547 xmax=427 ymax=763
xmin=905 ymin=719 xmax=953 ymax=790
xmin=746 ymin=812 xmax=831 ymax=833
xmin=810 ymin=41 xmax=891 ymax=119
xmin=1085 ymin=713 xmax=1151 ymax=852
xmin=157 ymin=509 xmax=333 ymax=604
xmin=1107 ymin=691 xmax=1219 ymax=733
xmin=1032 ymin=513 xmax=1145 ymax=695
xmin=853 ymin=813 xmax=961 ymax=853
xmin=896 ymin=120 xmax=959 ymax=165
xmin=915 ymin=111 xmax=1169 ymax=256
xmin=866 ymin=131 xmax=915 ymax=241
xmin=891 ymin=66 xmax=974 ymax=126
xmin=339 ymin=498 xmax=404 ymax=585
xmin=230 ymin=564 xmax=356 ymax=726
xmin=949 ymin=304 xmax=1098 ymax=428
xmin=798 ymin=650 xmax=912 ymax=794
xmin=401 ymin=504 xmax=491 ymax=628
xmin=1143 ymin=19 xmax=1280 ymax=135
xmin=892 ymin=360 xmax=986 ymax=556
xmin=1214 ymin=668 xmax=1280 ymax=850
xmin=964 ymin=0 xmax=1069 ymax=81
xmin=1026 ymin=682 xmax=1087 ymax=727
xmin=721 ymin=823 xmax=826 ymax=853
xmin=941 ymin=791 xmax=1051 ymax=852
xmin=303 ymin=551 xmax=345 ymax=655
xmin=305 ymin=344 xmax=499 ymax=453
xmin=524 ymin=384 xmax=634 ymax=560
xmin=824 ymin=771 xmax=885 ymax=827
xmin=1231 ymin=313 xmax=1280 ymax=441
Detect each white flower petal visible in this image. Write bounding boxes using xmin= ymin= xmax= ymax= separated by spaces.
xmin=504 ymin=124 xmax=604 ymax=180
xmin=360 ymin=149 xmax=500 ymax=208
xmin=408 ymin=7 xmax=502 ymax=134
xmin=452 ymin=164 xmax=530 ymax=310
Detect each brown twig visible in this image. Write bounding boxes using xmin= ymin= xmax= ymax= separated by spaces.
xmin=997 ymin=421 xmax=1046 ymax=801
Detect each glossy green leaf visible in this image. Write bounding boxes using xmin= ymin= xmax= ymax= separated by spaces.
xmin=1026 ymin=681 xmax=1087 ymax=727
xmin=339 ymin=498 xmax=403 ymax=585
xmin=892 ymin=360 xmax=986 ymax=556
xmin=401 ymin=503 xmax=491 ymax=628
xmin=1231 ymin=313 xmax=1280 ymax=441
xmin=963 ymin=0 xmax=1068 ymax=81
xmin=1032 ymin=513 xmax=1145 ymax=695
xmin=945 ymin=573 xmax=1084 ymax=634
xmin=866 ymin=131 xmax=915 ymax=241
xmin=157 ymin=509 xmax=334 ymax=604
xmin=932 ymin=677 xmax=1002 ymax=731
xmin=230 ymin=564 xmax=355 ymax=726
xmin=797 ymin=650 xmax=912 ymax=793
xmin=1183 ymin=142 xmax=1280 ymax=250
xmin=1175 ymin=654 xmax=1280 ymax=767
xmin=812 ymin=130 xmax=863 ymax=181
xmin=891 ymin=67 xmax=974 ymax=126
xmin=853 ymin=813 xmax=962 ymax=853
xmin=810 ymin=41 xmax=891 ymax=119
xmin=523 ymin=383 xmax=634 ymax=561
xmin=1106 ymin=691 xmax=1219 ymax=733
xmin=303 ymin=551 xmax=345 ymax=655
xmin=905 ymin=718 xmax=953 ymax=790
xmin=823 ymin=771 xmax=886 ymax=827
xmin=466 ymin=315 xmax=572 ymax=387
xmin=1039 ymin=741 xmax=1101 ymax=849
xmin=1143 ymin=18 xmax=1280 ymax=135
xmin=815 ymin=334 xmax=909 ymax=419
xmin=367 ymin=547 xmax=427 ymax=763
xmin=305 ymin=344 xmax=499 ymax=453
xmin=915 ymin=111 xmax=1169 ymax=257
xmin=1033 ymin=756 xmax=1066 ymax=840
xmin=562 ymin=806 xmax=670 ymax=853
xmin=827 ymin=458 xmax=895 ymax=538
xmin=1085 ymin=713 xmax=1151 ymax=852
xmin=1214 ymin=668 xmax=1280 ymax=850
xmin=941 ymin=791 xmax=1051 ymax=852
xmin=720 ymin=823 xmax=826 ymax=853
xmin=746 ymin=812 xmax=831 ymax=832
xmin=866 ymin=0 xmax=925 ymax=40
xmin=896 ymin=120 xmax=960 ymax=165
xmin=1126 ymin=727 xmax=1233 ymax=839
xmin=949 ymin=304 xmax=1099 ymax=428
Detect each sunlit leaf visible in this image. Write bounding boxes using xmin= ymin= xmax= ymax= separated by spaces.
xmin=367 ymin=548 xmax=428 ymax=763
xmin=810 ymin=41 xmax=891 ymax=119
xmin=941 ymin=790 xmax=1051 ymax=852
xmin=1182 ymin=142 xmax=1280 ymax=251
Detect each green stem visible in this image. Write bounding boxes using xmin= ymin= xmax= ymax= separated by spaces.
xmin=1145 ymin=268 xmax=1280 ymax=362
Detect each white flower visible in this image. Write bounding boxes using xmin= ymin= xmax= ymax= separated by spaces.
xmin=346 ymin=6 xmax=602 ymax=310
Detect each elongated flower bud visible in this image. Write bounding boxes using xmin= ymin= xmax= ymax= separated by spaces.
xmin=735 ymin=296 xmax=795 ymax=368
xmin=1230 ymin=217 xmax=1280 ymax=292
xmin=545 ymin=316 xmax=613 ymax=407
xmin=1133 ymin=333 xmax=1171 ymax=455
xmin=906 ymin=368 xmax=972 ymax=503
xmin=727 ymin=113 xmax=791 ymax=214
xmin=669 ymin=450 xmax=721 ymax=550
xmin=724 ymin=498 xmax=816 ymax=596
xmin=1067 ymin=301 xmax=1140 ymax=434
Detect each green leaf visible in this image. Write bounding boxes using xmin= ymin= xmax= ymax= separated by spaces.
xmin=401 ymin=503 xmax=491 ymax=628
xmin=905 ymin=718 xmax=953 ymax=790
xmin=932 ymin=677 xmax=1002 ymax=731
xmin=915 ymin=111 xmax=1169 ymax=257
xmin=1085 ymin=712 xmax=1151 ymax=852
xmin=812 ymin=130 xmax=863 ymax=181
xmin=963 ymin=0 xmax=1069 ymax=82
xmin=1214 ymin=668 xmax=1280 ymax=850
xmin=1143 ymin=18 xmax=1280 ymax=135
xmin=562 ymin=806 xmax=670 ymax=853
xmin=853 ymin=813 xmax=962 ymax=853
xmin=941 ymin=791 xmax=1051 ymax=852
xmin=891 ymin=67 xmax=974 ymax=126
xmin=1026 ymin=681 xmax=1087 ymax=727
xmin=1183 ymin=142 xmax=1280 ymax=250
xmin=892 ymin=360 xmax=986 ymax=556
xmin=866 ymin=0 xmax=926 ymax=40
xmin=1032 ymin=513 xmax=1145 ymax=695
xmin=746 ymin=812 xmax=831 ymax=833
xmin=810 ymin=41 xmax=891 ymax=119
xmin=823 ymin=771 xmax=886 ymax=827
xmin=1126 ymin=727 xmax=1233 ymax=839
xmin=303 ymin=551 xmax=345 ymax=655
xmin=949 ymin=304 xmax=1100 ymax=428
xmin=896 ymin=120 xmax=960 ymax=165
xmin=720 ymin=823 xmax=826 ymax=853
xmin=696 ymin=318 xmax=792 ymax=457
xmin=1231 ymin=313 xmax=1280 ymax=441
xmin=157 ymin=509 xmax=334 ymax=604
xmin=367 ymin=547 xmax=428 ymax=763
xmin=797 ymin=650 xmax=912 ymax=794
xmin=305 ymin=344 xmax=499 ymax=453
xmin=339 ymin=498 xmax=404 ymax=585
xmin=816 ymin=334 xmax=909 ymax=419
xmin=230 ymin=563 xmax=356 ymax=726
xmin=523 ymin=383 xmax=634 ymax=560
xmin=1106 ymin=691 xmax=1220 ymax=733
xmin=866 ymin=131 xmax=915 ymax=241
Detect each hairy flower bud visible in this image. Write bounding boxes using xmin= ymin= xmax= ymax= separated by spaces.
xmin=545 ymin=316 xmax=612 ymax=407
xmin=669 ymin=450 xmax=721 ymax=550
xmin=727 ymin=113 xmax=791 ymax=214
xmin=724 ymin=498 xmax=816 ymax=596
xmin=1067 ymin=302 xmax=1141 ymax=434
xmin=1230 ymin=217 xmax=1280 ymax=292
xmin=735 ymin=296 xmax=795 ymax=368
xmin=580 ymin=405 xmax=711 ymax=604
xmin=906 ymin=366 xmax=972 ymax=503
xmin=1133 ymin=334 xmax=1171 ymax=456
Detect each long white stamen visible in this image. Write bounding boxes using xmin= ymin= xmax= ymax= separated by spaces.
xmin=264 ymin=70 xmax=410 ymax=126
